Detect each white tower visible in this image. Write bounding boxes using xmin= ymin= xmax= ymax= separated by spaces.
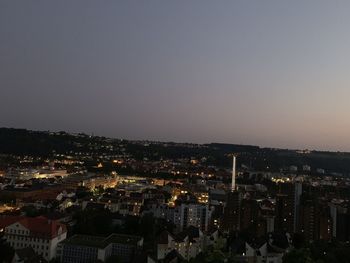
xmin=232 ymin=155 xmax=236 ymax=191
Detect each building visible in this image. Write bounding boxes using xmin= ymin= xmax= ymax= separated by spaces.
xmin=58 ymin=234 xmax=143 ymax=263
xmin=80 ymin=175 xmax=118 ymax=189
xmin=2 ymin=216 xmax=67 ymax=261
xmin=289 ymin=166 xmax=298 ymax=172
xmin=302 ymin=165 xmax=311 ymax=172
xmin=12 ymin=247 xmax=47 ymax=263
xmin=222 ymin=191 xmax=241 ymax=232
xmin=319 ymin=205 xmax=332 ymax=241
xmin=240 ymin=199 xmax=260 ymax=233
xmin=298 ymin=198 xmax=318 ymax=241
xmin=243 ymin=241 xmax=285 ymax=263
xmin=316 ymin=168 xmax=325 ymax=174
xmin=174 ymin=203 xmax=213 ymax=232
xmin=298 ymin=196 xmax=332 ymax=241
xmin=0 ymin=185 xmax=65 ymax=200
xmin=232 ymin=234 xmax=288 ymax=263
xmin=156 ymin=231 xmax=176 ymax=261
xmin=173 ymin=226 xmax=204 ymax=260
xmin=155 ymin=226 xmax=219 ymax=261
xmin=335 ymin=206 xmax=350 ymax=242
xmin=208 ymin=189 xmax=226 ymax=228
xmin=145 ymin=203 xmax=175 ymax=223
xmin=275 ymin=194 xmax=293 ymax=234
xmin=275 ymin=183 xmax=302 ymax=234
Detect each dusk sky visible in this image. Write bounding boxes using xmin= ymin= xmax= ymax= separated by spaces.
xmin=1 ymin=1 xmax=350 ymax=151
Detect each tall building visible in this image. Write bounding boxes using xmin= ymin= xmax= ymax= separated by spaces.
xmin=174 ymin=203 xmax=213 ymax=232
xmin=319 ymin=205 xmax=332 ymax=241
xmin=294 ymin=182 xmax=303 ymax=232
xmin=275 ymin=183 xmax=302 ymax=234
xmin=275 ymin=194 xmax=293 ymax=234
xmin=298 ymin=197 xmax=332 ymax=242
xmin=221 ymin=191 xmax=241 ymax=232
xmin=240 ymin=199 xmax=259 ymax=232
xmin=336 ymin=206 xmax=350 ymax=242
xmin=298 ymin=198 xmax=318 ymax=241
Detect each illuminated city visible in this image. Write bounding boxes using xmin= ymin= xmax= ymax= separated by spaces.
xmin=2 ymin=1 xmax=350 ymax=263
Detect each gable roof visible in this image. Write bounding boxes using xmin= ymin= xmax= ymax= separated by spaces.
xmin=174 ymin=226 xmax=201 ymax=243
xmin=6 ymin=216 xmax=67 ymax=239
xmin=157 ymin=230 xmax=173 ymax=245
xmin=0 ymin=216 xmax=24 ymax=229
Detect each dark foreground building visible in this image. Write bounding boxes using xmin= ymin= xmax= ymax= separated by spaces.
xmin=57 ymin=234 xmax=143 ymax=263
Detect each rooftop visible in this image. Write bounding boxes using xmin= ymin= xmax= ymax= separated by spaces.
xmin=1 ymin=215 xmax=67 ymax=239
xmin=62 ymin=233 xmax=143 ymax=249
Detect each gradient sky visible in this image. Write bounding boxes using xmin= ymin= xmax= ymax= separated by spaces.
xmin=1 ymin=1 xmax=350 ymax=151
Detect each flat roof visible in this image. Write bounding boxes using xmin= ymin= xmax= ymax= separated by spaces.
xmin=62 ymin=234 xmax=143 ymax=249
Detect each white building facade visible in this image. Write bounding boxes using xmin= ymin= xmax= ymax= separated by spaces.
xmin=3 ymin=217 xmax=67 ymax=261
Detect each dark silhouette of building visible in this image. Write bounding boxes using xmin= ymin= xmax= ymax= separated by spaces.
xmin=222 ymin=191 xmax=241 ymax=232
xmin=275 ymin=182 xmax=302 ymax=234
xmin=240 ymin=199 xmax=259 ymax=233
xmin=336 ymin=206 xmax=350 ymax=242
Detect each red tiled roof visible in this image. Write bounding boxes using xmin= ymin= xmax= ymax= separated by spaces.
xmin=0 ymin=216 xmax=24 ymax=229
xmin=21 ymin=216 xmax=67 ymax=238
xmin=5 ymin=216 xmax=67 ymax=239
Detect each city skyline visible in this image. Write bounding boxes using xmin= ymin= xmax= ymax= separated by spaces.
xmin=1 ymin=1 xmax=350 ymax=151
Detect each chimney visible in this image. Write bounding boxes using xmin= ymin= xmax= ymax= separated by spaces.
xmin=232 ymin=155 xmax=236 ymax=191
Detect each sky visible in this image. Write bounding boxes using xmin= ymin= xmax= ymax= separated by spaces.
xmin=1 ymin=1 xmax=350 ymax=151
